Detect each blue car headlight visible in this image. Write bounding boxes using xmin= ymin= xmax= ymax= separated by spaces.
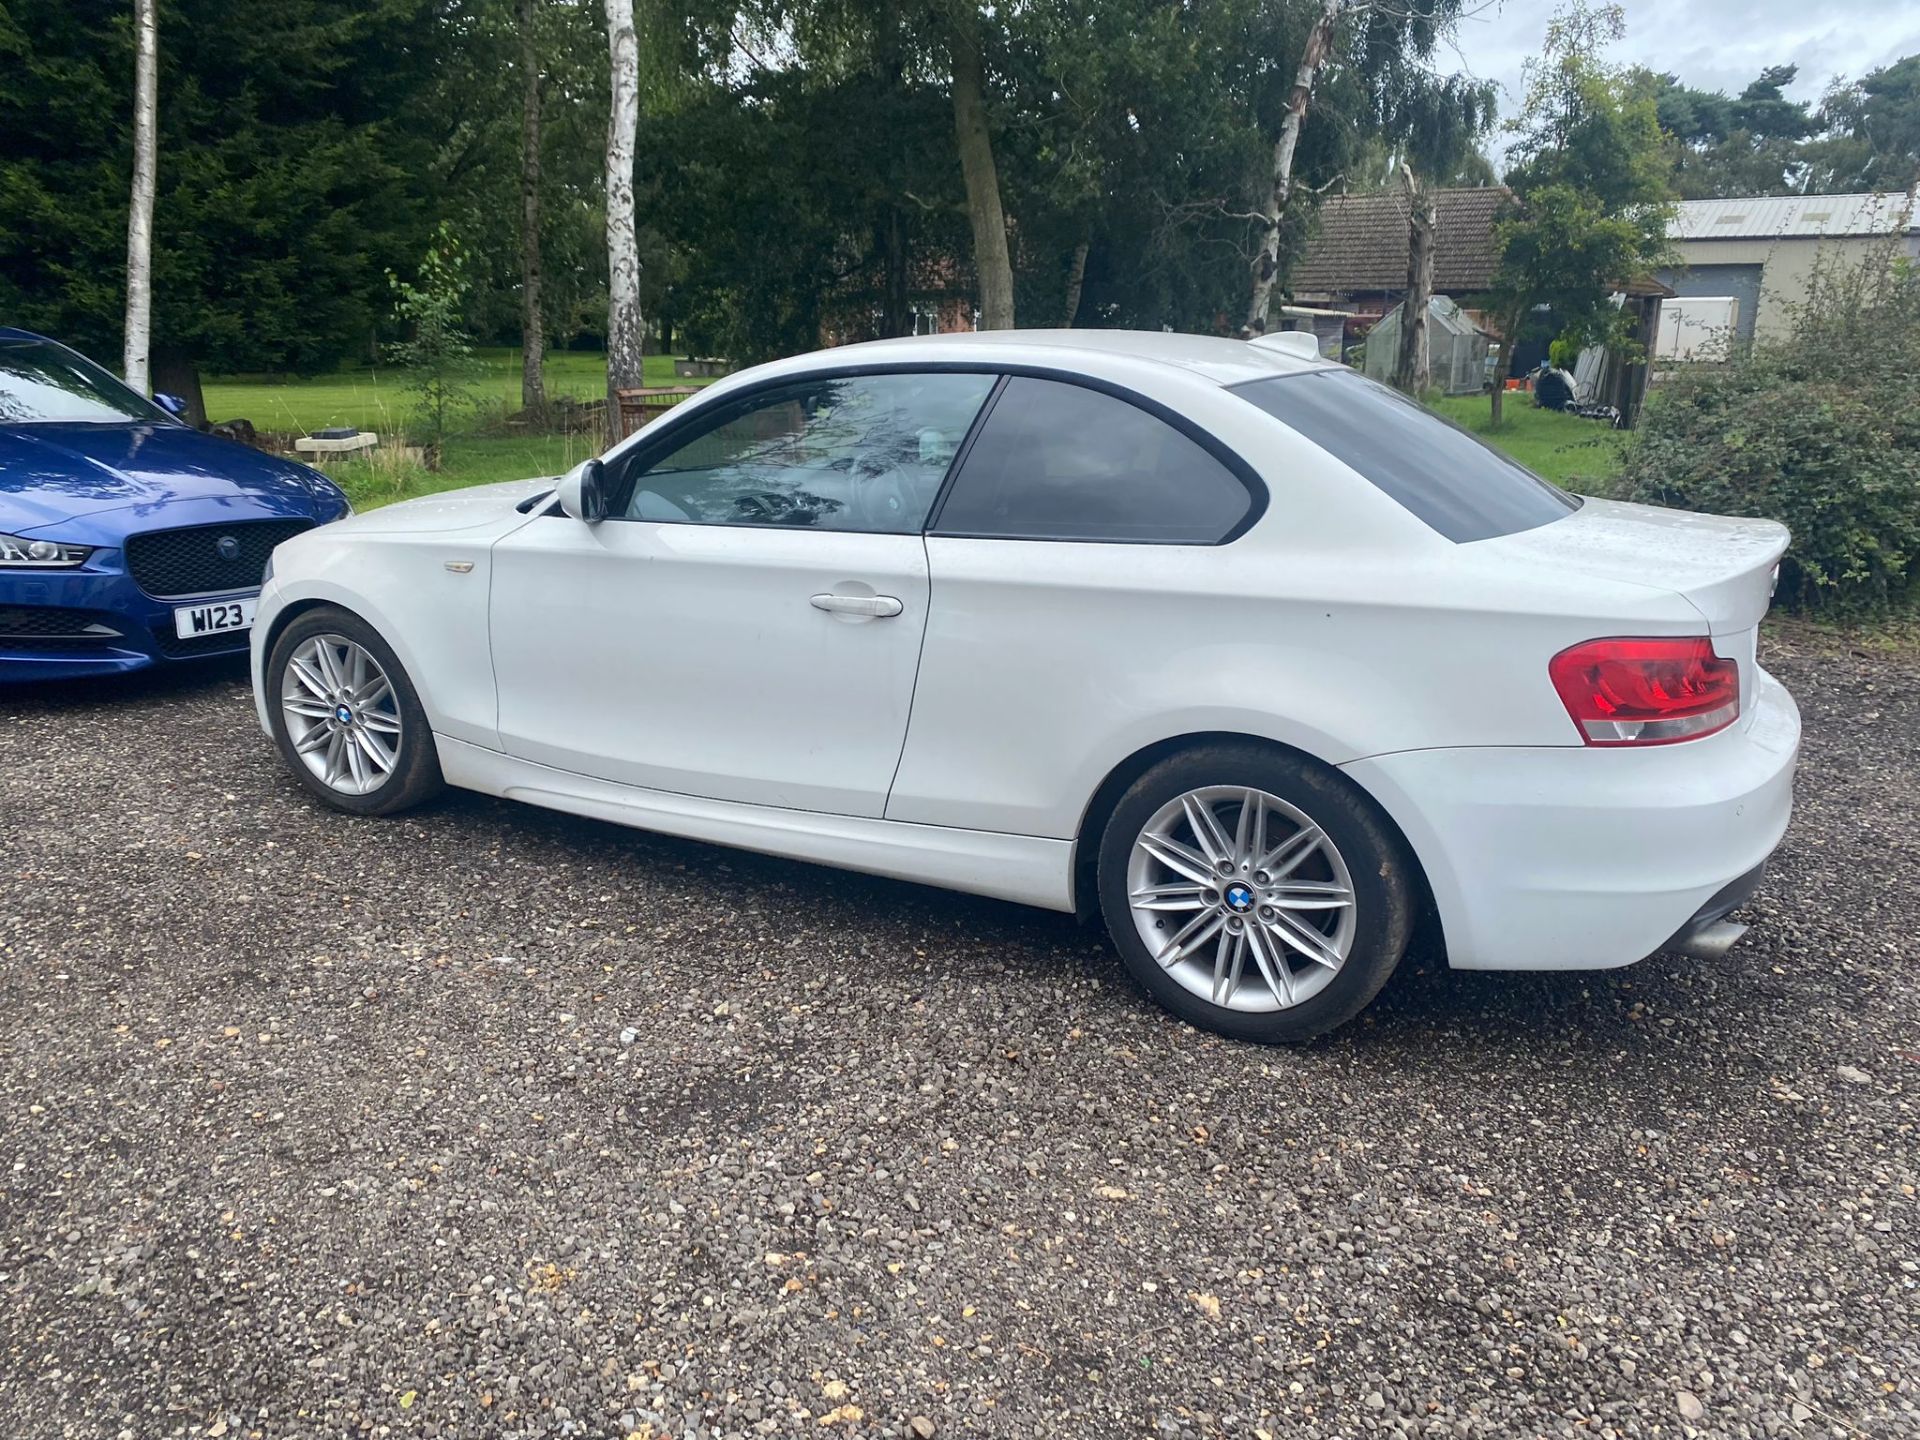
xmin=0 ymin=533 xmax=92 ymax=567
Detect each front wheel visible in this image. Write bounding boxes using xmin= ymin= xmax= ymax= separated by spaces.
xmin=1097 ymin=744 xmax=1415 ymax=1043
xmin=265 ymin=606 xmax=443 ymax=816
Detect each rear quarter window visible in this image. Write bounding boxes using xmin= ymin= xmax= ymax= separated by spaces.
xmin=1232 ymin=369 xmax=1578 ymax=542
xmin=931 ymin=376 xmax=1255 ymax=544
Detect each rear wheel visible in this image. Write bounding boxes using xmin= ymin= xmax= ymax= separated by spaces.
xmin=266 ymin=606 xmax=442 ymax=816
xmin=1096 ymin=743 xmax=1414 ymax=1042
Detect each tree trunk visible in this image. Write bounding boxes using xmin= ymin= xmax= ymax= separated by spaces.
xmin=152 ymin=349 xmax=205 ymax=427
xmin=1392 ymin=164 xmax=1434 ymax=396
xmin=1062 ymin=236 xmax=1090 ymax=327
xmin=123 ymin=0 xmax=158 ymax=394
xmin=1244 ymin=0 xmax=1343 ymax=333
xmin=1490 ymin=304 xmax=1523 ymax=427
xmin=880 ymin=207 xmax=911 ymax=337
xmin=519 ymin=0 xmax=546 ymax=417
xmin=948 ymin=6 xmax=1014 ymax=330
xmin=602 ymin=0 xmax=644 ymax=441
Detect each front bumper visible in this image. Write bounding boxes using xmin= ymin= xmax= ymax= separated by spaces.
xmin=0 ymin=558 xmax=257 ymax=682
xmin=1342 ymin=665 xmax=1800 ymax=971
xmin=249 ymin=576 xmax=288 ymax=735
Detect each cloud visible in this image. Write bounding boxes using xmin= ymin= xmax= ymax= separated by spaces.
xmin=1445 ymin=0 xmax=1920 ymax=160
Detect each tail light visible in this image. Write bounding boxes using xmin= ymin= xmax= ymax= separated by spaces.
xmin=1548 ymin=637 xmax=1740 ymax=746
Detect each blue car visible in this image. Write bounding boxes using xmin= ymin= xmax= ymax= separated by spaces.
xmin=0 ymin=327 xmax=351 ymax=682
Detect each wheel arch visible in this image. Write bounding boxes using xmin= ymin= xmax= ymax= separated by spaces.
xmin=1070 ymin=730 xmax=1444 ymax=959
xmin=257 ymin=575 xmax=475 ymax=743
xmin=259 ymin=595 xmax=405 ymax=739
xmin=260 ymin=595 xmax=349 ymax=668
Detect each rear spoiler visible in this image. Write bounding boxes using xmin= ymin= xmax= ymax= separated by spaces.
xmin=1247 ymin=331 xmax=1323 ymax=361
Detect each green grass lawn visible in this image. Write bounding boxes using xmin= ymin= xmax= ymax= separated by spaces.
xmin=203 ymin=348 xmax=687 ymax=435
xmin=1429 ymin=392 xmax=1626 ymax=492
xmin=205 ymin=348 xmax=705 ymax=508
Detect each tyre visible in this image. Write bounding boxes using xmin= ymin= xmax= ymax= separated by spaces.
xmin=265 ymin=605 xmax=443 ymax=816
xmin=1096 ymin=742 xmax=1414 ymax=1043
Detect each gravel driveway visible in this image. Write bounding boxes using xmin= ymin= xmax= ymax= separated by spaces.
xmin=2 ymin=634 xmax=1914 ymax=1440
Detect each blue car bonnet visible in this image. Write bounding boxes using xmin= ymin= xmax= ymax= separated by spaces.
xmin=0 ymin=422 xmax=335 ymax=537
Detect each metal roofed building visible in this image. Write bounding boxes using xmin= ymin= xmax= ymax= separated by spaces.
xmin=1661 ymin=192 xmax=1920 ymax=345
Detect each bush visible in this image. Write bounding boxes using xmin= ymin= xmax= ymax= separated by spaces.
xmin=1615 ymin=246 xmax=1920 ymax=618
xmin=385 ymin=222 xmax=478 ymax=458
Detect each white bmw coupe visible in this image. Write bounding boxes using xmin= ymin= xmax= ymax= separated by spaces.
xmin=251 ymin=330 xmax=1798 ymax=1041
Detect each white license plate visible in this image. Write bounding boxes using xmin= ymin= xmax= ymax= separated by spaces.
xmin=173 ymin=596 xmax=257 ymax=638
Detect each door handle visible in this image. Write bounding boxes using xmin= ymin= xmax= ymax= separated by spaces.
xmin=810 ymin=593 xmax=903 ymax=618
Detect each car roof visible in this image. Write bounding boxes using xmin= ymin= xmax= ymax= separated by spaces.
xmin=800 ymin=329 xmax=1333 ymax=388
xmin=0 ymin=327 xmax=1322 ymax=388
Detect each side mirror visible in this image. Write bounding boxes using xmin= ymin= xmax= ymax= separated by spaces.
xmin=153 ymin=392 xmax=189 ymax=419
xmin=556 ymin=457 xmax=608 ymax=524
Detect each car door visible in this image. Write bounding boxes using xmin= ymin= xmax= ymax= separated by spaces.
xmin=488 ymin=369 xmax=999 ymax=818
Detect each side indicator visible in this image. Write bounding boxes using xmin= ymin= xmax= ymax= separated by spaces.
xmin=444 ymin=560 xmax=475 ymax=574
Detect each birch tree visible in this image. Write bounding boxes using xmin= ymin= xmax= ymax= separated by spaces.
xmin=1243 ymin=0 xmax=1344 ymax=334
xmin=1237 ymin=0 xmax=1489 ymax=335
xmin=603 ymin=0 xmax=644 ymax=438
xmin=519 ymin=0 xmax=547 ymax=416
xmin=123 ymin=0 xmax=158 ymax=394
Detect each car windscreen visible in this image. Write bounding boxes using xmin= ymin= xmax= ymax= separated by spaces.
xmin=1230 ymin=369 xmax=1579 ymax=542
xmin=0 ymin=338 xmax=172 ymax=424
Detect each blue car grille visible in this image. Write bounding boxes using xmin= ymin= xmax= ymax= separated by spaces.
xmin=123 ymin=518 xmax=313 ymax=599
xmin=0 ymin=606 xmax=125 ymax=649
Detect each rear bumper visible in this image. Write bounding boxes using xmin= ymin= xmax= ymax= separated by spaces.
xmin=1342 ymin=665 xmax=1800 ymax=971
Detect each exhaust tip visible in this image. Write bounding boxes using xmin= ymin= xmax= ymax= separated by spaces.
xmin=1663 ymin=917 xmax=1750 ymax=962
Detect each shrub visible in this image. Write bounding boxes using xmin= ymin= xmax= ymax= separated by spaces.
xmin=1615 ymin=244 xmax=1920 ymax=618
xmin=385 ymin=223 xmax=478 ymax=460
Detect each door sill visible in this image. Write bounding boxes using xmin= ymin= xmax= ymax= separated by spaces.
xmin=436 ymin=736 xmax=1075 ymax=912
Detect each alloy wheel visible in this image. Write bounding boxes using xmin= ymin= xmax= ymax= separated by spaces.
xmin=1125 ymin=785 xmax=1357 ymax=1013
xmin=280 ymin=633 xmax=404 ymax=797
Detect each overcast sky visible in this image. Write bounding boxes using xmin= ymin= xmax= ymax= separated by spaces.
xmin=1442 ymin=0 xmax=1920 ymax=160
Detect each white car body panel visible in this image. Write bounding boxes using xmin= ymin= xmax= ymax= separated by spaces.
xmin=249 ymin=479 xmax=550 ymax=748
xmin=884 ymin=532 xmax=1705 ymax=837
xmin=251 ymin=329 xmax=1801 ymax=977
xmin=487 ymin=518 xmax=929 ymax=817
xmin=436 ymin=736 xmax=1075 ymax=911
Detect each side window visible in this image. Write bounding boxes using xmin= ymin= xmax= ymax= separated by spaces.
xmin=620 ymin=372 xmax=996 ymax=534
xmin=931 ymin=377 xmax=1254 ymax=544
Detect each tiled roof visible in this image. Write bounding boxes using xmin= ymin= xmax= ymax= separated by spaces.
xmin=1288 ymin=186 xmax=1510 ymax=296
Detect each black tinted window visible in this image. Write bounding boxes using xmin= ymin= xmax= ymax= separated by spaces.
xmin=933 ymin=377 xmax=1253 ymax=544
xmin=0 ymin=338 xmax=170 ymax=424
xmin=622 ymin=371 xmax=995 ymax=533
xmin=1232 ymin=369 xmax=1577 ymax=542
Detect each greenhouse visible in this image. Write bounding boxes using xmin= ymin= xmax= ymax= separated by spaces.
xmin=1358 ymin=295 xmax=1492 ymax=395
